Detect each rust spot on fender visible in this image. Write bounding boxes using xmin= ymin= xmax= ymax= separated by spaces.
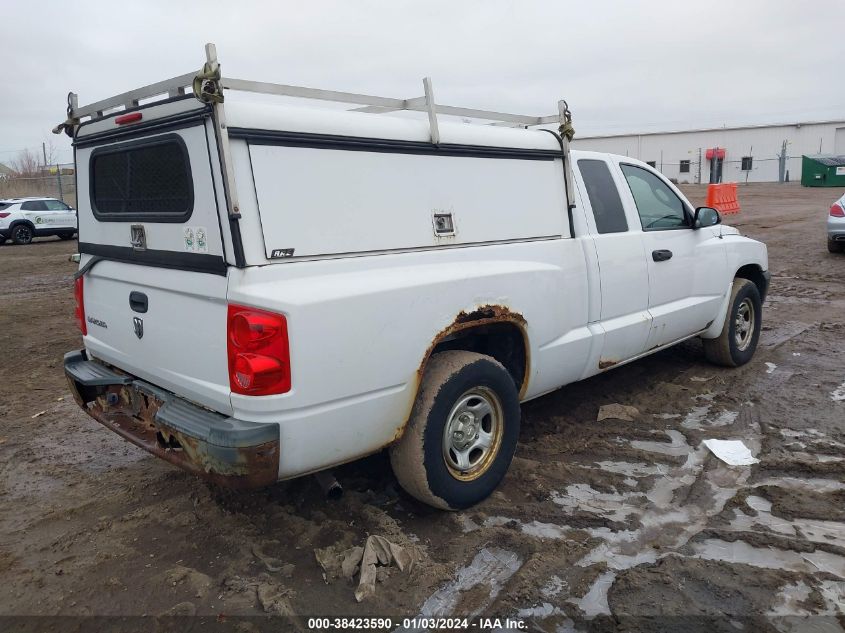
xmin=388 ymin=304 xmax=529 ymax=447
xmin=453 ymin=304 xmax=527 ymax=327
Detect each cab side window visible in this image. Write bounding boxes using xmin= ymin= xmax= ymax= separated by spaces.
xmin=44 ymin=200 xmax=70 ymax=211
xmin=578 ymin=159 xmax=628 ymax=234
xmin=21 ymin=200 xmax=47 ymax=211
xmin=620 ymin=164 xmax=688 ymax=230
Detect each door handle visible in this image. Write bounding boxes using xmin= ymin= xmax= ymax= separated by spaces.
xmin=129 ymin=291 xmax=148 ymax=313
xmin=652 ymin=249 xmax=673 ymax=262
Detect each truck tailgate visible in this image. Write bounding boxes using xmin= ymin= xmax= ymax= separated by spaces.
xmin=82 ymin=260 xmax=232 ymax=415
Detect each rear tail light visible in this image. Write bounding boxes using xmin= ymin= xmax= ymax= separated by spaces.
xmin=227 ymin=305 xmax=290 ymax=395
xmin=0 ymin=212 xmax=10 ymax=218
xmin=74 ymin=276 xmax=87 ymax=335
xmin=830 ymin=203 xmax=845 ymax=218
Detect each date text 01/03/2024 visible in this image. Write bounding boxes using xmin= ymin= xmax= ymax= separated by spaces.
xmin=305 ymin=617 xmax=527 ymax=630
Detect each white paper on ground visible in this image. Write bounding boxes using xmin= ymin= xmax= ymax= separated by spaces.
xmin=703 ymin=439 xmax=759 ymax=466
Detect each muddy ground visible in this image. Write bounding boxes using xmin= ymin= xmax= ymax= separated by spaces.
xmin=1 ymin=182 xmax=844 ymax=632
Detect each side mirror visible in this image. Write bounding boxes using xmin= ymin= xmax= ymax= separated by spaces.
xmin=693 ymin=206 xmax=721 ymax=229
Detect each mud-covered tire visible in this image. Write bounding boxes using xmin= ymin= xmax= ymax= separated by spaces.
xmin=390 ymin=351 xmax=521 ymax=510
xmin=703 ymin=278 xmax=762 ymax=367
xmin=828 ymin=239 xmax=844 ymax=254
xmin=11 ymin=224 xmax=33 ymax=245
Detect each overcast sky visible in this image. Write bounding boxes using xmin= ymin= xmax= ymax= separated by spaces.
xmin=2 ymin=0 xmax=844 ymax=166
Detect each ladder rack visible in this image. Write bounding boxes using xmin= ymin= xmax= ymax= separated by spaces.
xmin=54 ymin=47 xmax=564 ymax=133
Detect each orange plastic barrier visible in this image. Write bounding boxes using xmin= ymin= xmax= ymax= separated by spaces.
xmin=705 ymin=183 xmax=740 ymax=215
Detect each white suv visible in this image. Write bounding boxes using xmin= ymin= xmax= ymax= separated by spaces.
xmin=0 ymin=197 xmax=78 ymax=245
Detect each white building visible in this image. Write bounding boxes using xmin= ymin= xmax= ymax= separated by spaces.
xmin=571 ymin=119 xmax=845 ymax=184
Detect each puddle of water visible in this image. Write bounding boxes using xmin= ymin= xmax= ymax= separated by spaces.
xmin=679 ymin=395 xmax=739 ymax=431
xmin=460 ymin=514 xmax=571 ymax=540
xmin=592 ymin=461 xmax=664 ymax=478
xmin=817 ymin=581 xmax=845 ymax=616
xmin=735 ymin=496 xmax=845 ymax=545
xmin=520 ymin=521 xmax=569 ymax=540
xmin=569 ymin=570 xmax=615 ymax=618
xmin=791 ymin=452 xmax=845 ymax=464
xmin=691 ymin=538 xmax=845 ymax=578
xmin=753 ymin=477 xmax=845 ymax=494
xmin=515 ymin=602 xmax=565 ymax=618
xmin=816 ymin=455 xmax=845 ymax=463
xmin=552 ymin=484 xmax=644 ymax=523
xmin=540 ymin=575 xmax=567 ymax=599
xmin=769 ymin=580 xmax=812 ymax=616
xmin=730 ymin=497 xmax=797 ymax=538
xmin=631 ymin=429 xmax=691 ymax=456
xmin=407 ymin=548 xmax=522 ymax=625
xmin=780 ymin=429 xmax=826 ymax=439
xmin=576 ymin=534 xmax=658 ymax=570
xmin=681 ymin=405 xmax=711 ymax=429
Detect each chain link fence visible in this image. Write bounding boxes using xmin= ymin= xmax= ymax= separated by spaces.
xmin=0 ymin=172 xmax=77 ymax=208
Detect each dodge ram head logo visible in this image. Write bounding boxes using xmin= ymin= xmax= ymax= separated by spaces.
xmin=133 ymin=317 xmax=144 ymax=339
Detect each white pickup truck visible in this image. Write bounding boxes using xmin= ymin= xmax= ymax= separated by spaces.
xmin=59 ymin=45 xmax=769 ymax=510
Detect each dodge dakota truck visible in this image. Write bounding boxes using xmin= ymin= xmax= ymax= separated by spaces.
xmin=57 ymin=45 xmax=769 ymax=509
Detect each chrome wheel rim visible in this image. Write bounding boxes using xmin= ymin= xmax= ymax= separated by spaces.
xmin=734 ymin=298 xmax=755 ymax=351
xmin=442 ymin=386 xmax=504 ymax=481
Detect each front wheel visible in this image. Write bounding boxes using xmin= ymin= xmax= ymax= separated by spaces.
xmin=703 ymin=278 xmax=762 ymax=367
xmin=11 ymin=225 xmax=33 ymax=245
xmin=390 ymin=351 xmax=521 ymax=510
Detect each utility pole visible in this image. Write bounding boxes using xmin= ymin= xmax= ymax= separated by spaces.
xmin=778 ymin=140 xmax=787 ymax=183
xmin=746 ymin=145 xmax=752 ymax=184
xmin=42 ymin=142 xmax=48 ymax=169
xmin=697 ymin=148 xmax=702 ymax=184
xmin=56 ymin=163 xmax=63 ymax=201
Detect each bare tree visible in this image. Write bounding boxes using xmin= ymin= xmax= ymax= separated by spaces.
xmin=11 ymin=149 xmax=40 ymax=177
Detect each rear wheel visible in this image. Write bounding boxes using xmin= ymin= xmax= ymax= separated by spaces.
xmin=11 ymin=224 xmax=33 ymax=245
xmin=703 ymin=278 xmax=762 ymax=367
xmin=828 ymin=238 xmax=844 ymax=254
xmin=58 ymin=232 xmax=76 ymax=241
xmin=390 ymin=351 xmax=521 ymax=510
xmin=0 ymin=236 xmax=6 ymax=246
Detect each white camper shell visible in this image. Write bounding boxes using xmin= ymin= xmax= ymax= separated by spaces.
xmin=61 ymin=44 xmax=769 ymax=508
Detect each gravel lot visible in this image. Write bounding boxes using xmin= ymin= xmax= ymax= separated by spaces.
xmin=1 ymin=182 xmax=844 ymax=632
